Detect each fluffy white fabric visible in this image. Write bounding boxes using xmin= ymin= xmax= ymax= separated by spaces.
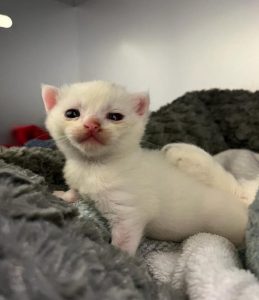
xmin=144 ymin=233 xmax=259 ymax=300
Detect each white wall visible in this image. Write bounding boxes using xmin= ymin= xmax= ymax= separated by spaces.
xmin=0 ymin=0 xmax=79 ymax=143
xmin=1 ymin=0 xmax=259 ymax=143
xmin=77 ymin=0 xmax=259 ymax=110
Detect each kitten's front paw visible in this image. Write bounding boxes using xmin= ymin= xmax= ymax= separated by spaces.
xmin=162 ymin=143 xmax=211 ymax=170
xmin=53 ymin=189 xmax=79 ymax=203
xmin=112 ymin=223 xmax=143 ymax=256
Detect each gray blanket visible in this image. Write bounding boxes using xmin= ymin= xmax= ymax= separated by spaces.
xmin=1 ymin=89 xmax=259 ymax=299
xmin=0 ymin=148 xmax=180 ymax=300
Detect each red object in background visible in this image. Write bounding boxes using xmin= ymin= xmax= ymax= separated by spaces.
xmin=4 ymin=125 xmax=50 ymax=147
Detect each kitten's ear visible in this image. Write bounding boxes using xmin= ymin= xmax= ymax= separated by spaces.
xmin=132 ymin=92 xmax=150 ymax=116
xmin=41 ymin=84 xmax=59 ymax=112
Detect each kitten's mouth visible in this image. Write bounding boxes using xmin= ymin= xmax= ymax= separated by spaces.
xmin=77 ymin=133 xmax=105 ymax=145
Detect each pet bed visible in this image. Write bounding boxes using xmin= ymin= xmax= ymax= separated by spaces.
xmin=1 ymin=89 xmax=259 ymax=300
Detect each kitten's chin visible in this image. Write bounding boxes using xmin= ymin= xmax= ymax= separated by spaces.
xmin=69 ymin=138 xmax=112 ymax=159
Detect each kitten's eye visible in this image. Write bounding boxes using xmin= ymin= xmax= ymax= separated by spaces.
xmin=106 ymin=112 xmax=124 ymax=121
xmin=65 ymin=109 xmax=80 ymax=119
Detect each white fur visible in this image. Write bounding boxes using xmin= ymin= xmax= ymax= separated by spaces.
xmin=162 ymin=143 xmax=255 ymax=205
xmin=215 ymin=149 xmax=259 ymax=205
xmin=163 ymin=143 xmax=258 ymax=206
xmin=43 ymin=81 xmax=248 ymax=255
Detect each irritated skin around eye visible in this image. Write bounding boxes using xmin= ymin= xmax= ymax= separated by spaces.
xmin=45 ymin=81 xmax=248 ymax=256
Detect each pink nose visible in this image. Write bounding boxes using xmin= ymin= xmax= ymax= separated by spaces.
xmin=84 ymin=119 xmax=101 ymax=133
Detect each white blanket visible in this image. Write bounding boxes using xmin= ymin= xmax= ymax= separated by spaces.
xmin=140 ymin=233 xmax=259 ymax=300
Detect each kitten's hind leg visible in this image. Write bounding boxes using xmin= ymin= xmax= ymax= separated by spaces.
xmin=53 ymin=189 xmax=79 ymax=203
xmin=162 ymin=143 xmax=241 ymax=198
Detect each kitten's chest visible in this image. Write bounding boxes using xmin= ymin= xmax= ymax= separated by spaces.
xmin=64 ymin=160 xmax=137 ymax=221
xmin=64 ymin=161 xmax=122 ymax=197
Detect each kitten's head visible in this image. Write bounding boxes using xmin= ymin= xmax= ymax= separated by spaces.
xmin=42 ymin=81 xmax=150 ymax=159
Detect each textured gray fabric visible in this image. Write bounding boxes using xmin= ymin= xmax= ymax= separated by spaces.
xmin=0 ymin=146 xmax=66 ymax=191
xmin=0 ymin=216 xmax=167 ymax=300
xmin=246 ymin=190 xmax=259 ymax=277
xmin=143 ymin=89 xmax=259 ymax=154
xmin=0 ymin=158 xmax=181 ymax=300
xmin=0 ymin=159 xmax=76 ymax=225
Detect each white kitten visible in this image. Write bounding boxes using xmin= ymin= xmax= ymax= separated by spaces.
xmin=42 ymin=81 xmax=247 ymax=255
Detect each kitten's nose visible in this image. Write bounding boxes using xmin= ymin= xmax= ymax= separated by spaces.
xmin=84 ymin=119 xmax=101 ymax=133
